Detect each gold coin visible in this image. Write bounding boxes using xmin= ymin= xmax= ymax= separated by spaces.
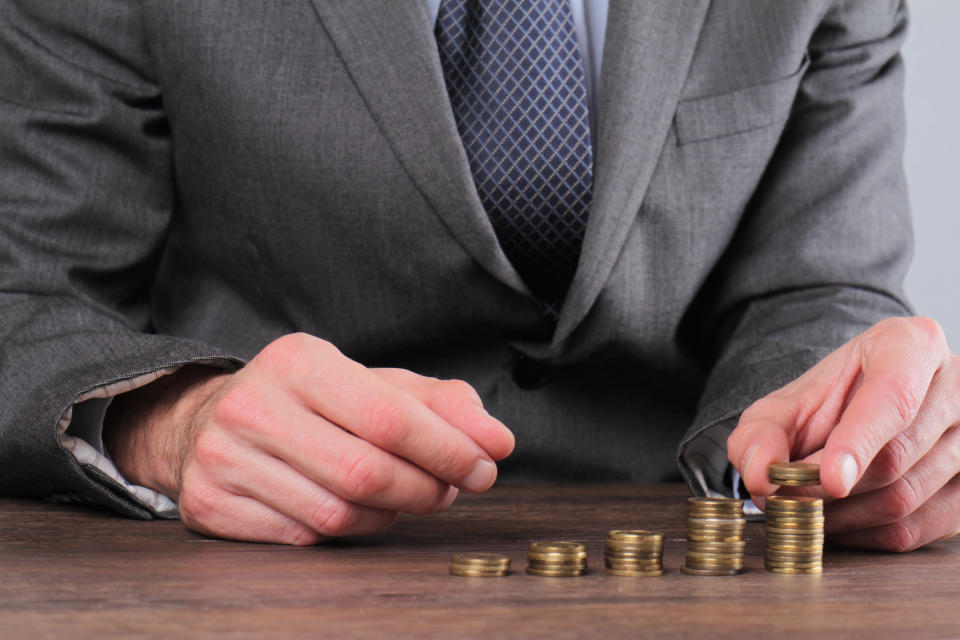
xmin=683 ymin=556 xmax=744 ymax=567
xmin=604 ymin=544 xmax=663 ymax=554
xmin=765 ymin=495 xmax=824 ymax=508
xmin=687 ymin=517 xmax=747 ymax=526
xmin=450 ymin=566 xmax=509 ymax=577
xmin=529 ymin=541 xmax=586 ymax=554
xmin=765 ymin=544 xmax=823 ymax=554
xmin=527 ymin=560 xmax=588 ymax=571
xmin=764 ymin=527 xmax=824 ymax=537
xmin=681 ymin=565 xmax=740 ymax=576
xmin=766 ymin=566 xmax=824 ymax=574
xmin=764 ymin=520 xmax=825 ymax=530
xmin=686 ymin=533 xmax=744 ymax=542
xmin=764 ymin=559 xmax=823 ymax=569
xmin=606 ymin=530 xmax=664 ymax=542
xmin=685 ymin=529 xmax=745 ymax=540
xmin=768 ymin=462 xmax=820 ymax=484
xmin=766 ymin=514 xmax=826 ymax=523
xmin=607 ymin=568 xmax=664 ymax=577
xmin=685 ymin=540 xmax=747 ymax=551
xmin=764 ymin=548 xmax=822 ymax=558
xmin=688 ymin=497 xmax=744 ymax=507
xmin=526 ymin=567 xmax=586 ymax=577
xmin=449 ymin=553 xmax=511 ymax=577
xmin=450 ymin=553 xmax=511 ymax=566
xmin=603 ymin=562 xmax=663 ymax=571
xmin=685 ymin=547 xmax=745 ymax=556
xmin=604 ymin=547 xmax=662 ymax=556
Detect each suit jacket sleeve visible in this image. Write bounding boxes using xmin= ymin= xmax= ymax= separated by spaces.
xmin=677 ymin=1 xmax=913 ymax=496
xmin=0 ymin=2 xmax=243 ymax=517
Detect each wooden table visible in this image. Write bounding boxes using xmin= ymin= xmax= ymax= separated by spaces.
xmin=1 ymin=483 xmax=958 ymax=639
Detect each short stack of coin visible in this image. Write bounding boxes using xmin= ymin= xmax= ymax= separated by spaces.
xmin=682 ymin=497 xmax=746 ymax=576
xmin=449 ymin=553 xmax=511 ymax=577
xmin=764 ymin=495 xmax=824 ymax=574
xmin=604 ymin=530 xmax=664 ymax=576
xmin=768 ymin=462 xmax=821 ymax=487
xmin=526 ymin=541 xmax=588 ymax=577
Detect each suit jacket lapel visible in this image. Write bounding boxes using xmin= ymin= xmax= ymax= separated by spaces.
xmin=551 ymin=0 xmax=711 ymax=349
xmin=307 ymin=0 xmax=528 ymax=294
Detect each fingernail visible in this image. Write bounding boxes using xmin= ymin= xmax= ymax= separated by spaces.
xmin=461 ymin=459 xmax=496 ymax=492
xmin=439 ymin=486 xmax=459 ymax=510
xmin=839 ymin=453 xmax=858 ymax=494
xmin=742 ymin=444 xmax=760 ymax=477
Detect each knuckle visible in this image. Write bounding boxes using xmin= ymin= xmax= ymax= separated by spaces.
xmin=409 ymin=483 xmax=453 ymax=515
xmin=339 ymin=451 xmax=393 ymax=502
xmin=260 ymin=333 xmax=307 ymax=368
xmin=441 ymin=379 xmax=482 ymax=406
xmin=371 ymin=512 xmax=400 ymax=534
xmin=879 ymin=475 xmax=923 ymax=523
xmin=872 ymin=435 xmax=914 ymax=486
xmin=879 ymin=520 xmax=920 ymax=553
xmin=907 ymin=316 xmax=947 ymax=350
xmin=309 ymin=497 xmax=352 ymax=537
xmin=260 ymin=333 xmax=341 ymax=378
xmin=285 ymin=525 xmax=324 ymax=547
xmin=877 ymin=373 xmax=924 ymax=429
xmin=212 ymin=384 xmax=266 ymax=429
xmin=191 ymin=430 xmax=232 ymax=470
xmin=430 ymin=445 xmax=472 ymax=483
xmin=363 ymin=397 xmax=412 ymax=447
xmin=178 ymin=480 xmax=220 ymax=524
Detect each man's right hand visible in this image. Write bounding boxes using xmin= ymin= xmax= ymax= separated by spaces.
xmin=103 ymin=333 xmax=515 ymax=544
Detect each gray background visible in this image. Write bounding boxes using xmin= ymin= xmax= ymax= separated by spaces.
xmin=903 ymin=1 xmax=960 ymax=347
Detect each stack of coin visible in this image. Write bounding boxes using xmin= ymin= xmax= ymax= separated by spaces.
xmin=764 ymin=495 xmax=824 ymax=574
xmin=604 ymin=530 xmax=664 ymax=576
xmin=682 ymin=497 xmax=746 ymax=576
xmin=449 ymin=553 xmax=511 ymax=577
xmin=526 ymin=541 xmax=588 ymax=577
xmin=768 ymin=462 xmax=821 ymax=487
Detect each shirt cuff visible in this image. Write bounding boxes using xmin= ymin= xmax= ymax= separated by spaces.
xmin=680 ymin=417 xmax=763 ymax=520
xmin=58 ymin=368 xmax=183 ymax=517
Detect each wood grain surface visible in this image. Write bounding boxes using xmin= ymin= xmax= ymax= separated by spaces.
xmin=1 ymin=483 xmax=958 ymax=639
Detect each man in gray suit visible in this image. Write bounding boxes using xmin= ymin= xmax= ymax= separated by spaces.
xmin=1 ymin=1 xmax=957 ymax=551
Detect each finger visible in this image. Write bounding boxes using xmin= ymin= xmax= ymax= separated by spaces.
xmin=854 ymin=362 xmax=959 ymax=494
xmin=728 ymin=408 xmax=792 ymax=497
xmin=277 ymin=341 xmax=499 ymax=493
xmin=373 ymin=369 xmax=515 ymax=460
xmin=828 ymin=473 xmax=960 ymax=552
xmin=178 ymin=478 xmax=326 ymax=545
xmin=821 ymin=320 xmax=945 ymax=498
xmin=215 ymin=450 xmax=401 ymax=537
xmin=826 ymin=425 xmax=960 ymax=534
xmin=728 ymin=343 xmax=862 ymax=497
xmin=213 ymin=395 xmax=457 ymax=514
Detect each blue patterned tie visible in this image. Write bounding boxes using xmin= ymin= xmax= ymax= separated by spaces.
xmin=436 ymin=0 xmax=593 ymax=312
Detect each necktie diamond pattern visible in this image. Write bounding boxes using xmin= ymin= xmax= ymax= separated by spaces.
xmin=436 ymin=0 xmax=593 ymax=312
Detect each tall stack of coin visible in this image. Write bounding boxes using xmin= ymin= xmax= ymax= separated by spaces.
xmin=765 ymin=462 xmax=824 ymax=574
xmin=449 ymin=553 xmax=511 ymax=577
xmin=604 ymin=530 xmax=664 ymax=576
xmin=681 ymin=497 xmax=746 ymax=576
xmin=526 ymin=541 xmax=588 ymax=577
xmin=763 ymin=496 xmax=824 ymax=573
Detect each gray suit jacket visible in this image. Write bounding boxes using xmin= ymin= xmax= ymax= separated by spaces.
xmin=0 ymin=1 xmax=911 ymax=518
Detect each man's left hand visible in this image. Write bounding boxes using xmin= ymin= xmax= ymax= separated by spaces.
xmin=727 ymin=317 xmax=960 ymax=551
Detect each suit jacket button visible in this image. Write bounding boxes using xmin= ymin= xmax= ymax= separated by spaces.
xmin=513 ymin=356 xmax=551 ymax=390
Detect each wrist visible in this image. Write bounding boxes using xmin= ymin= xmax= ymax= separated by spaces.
xmin=104 ymin=365 xmax=231 ymax=498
